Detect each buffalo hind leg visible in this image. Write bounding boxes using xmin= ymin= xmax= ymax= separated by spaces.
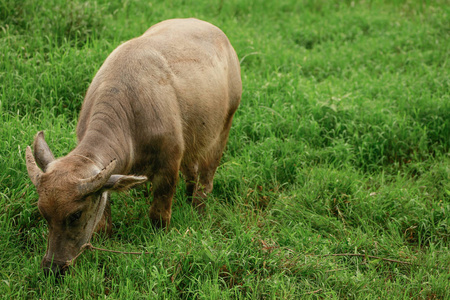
xmin=192 ymin=115 xmax=235 ymax=211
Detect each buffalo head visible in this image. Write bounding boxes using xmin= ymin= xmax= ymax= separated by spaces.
xmin=25 ymin=131 xmax=146 ymax=276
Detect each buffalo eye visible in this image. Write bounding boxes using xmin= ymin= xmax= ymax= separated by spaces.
xmin=68 ymin=211 xmax=82 ymax=225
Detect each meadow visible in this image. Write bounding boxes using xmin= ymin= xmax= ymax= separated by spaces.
xmin=1 ymin=0 xmax=449 ymax=298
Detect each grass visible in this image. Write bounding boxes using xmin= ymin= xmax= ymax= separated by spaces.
xmin=1 ymin=0 xmax=449 ymax=298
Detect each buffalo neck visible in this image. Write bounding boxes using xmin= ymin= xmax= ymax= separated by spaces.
xmin=71 ymin=98 xmax=135 ymax=174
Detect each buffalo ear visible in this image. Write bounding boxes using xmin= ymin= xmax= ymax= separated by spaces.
xmin=33 ymin=131 xmax=55 ymax=171
xmin=103 ymin=175 xmax=148 ymax=192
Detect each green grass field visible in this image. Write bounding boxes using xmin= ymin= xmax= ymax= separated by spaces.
xmin=1 ymin=0 xmax=449 ymax=298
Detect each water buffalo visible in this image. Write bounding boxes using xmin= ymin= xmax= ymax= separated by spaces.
xmin=25 ymin=18 xmax=242 ymax=276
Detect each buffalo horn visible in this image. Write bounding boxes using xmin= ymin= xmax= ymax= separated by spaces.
xmin=78 ymin=159 xmax=117 ymax=195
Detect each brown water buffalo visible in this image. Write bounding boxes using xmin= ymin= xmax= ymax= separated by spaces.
xmin=25 ymin=18 xmax=242 ymax=276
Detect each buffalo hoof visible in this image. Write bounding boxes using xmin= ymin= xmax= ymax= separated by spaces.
xmin=191 ymin=200 xmax=206 ymax=216
xmin=42 ymin=258 xmax=67 ymax=278
xmin=189 ymin=195 xmax=206 ymax=216
xmin=150 ymin=217 xmax=169 ymax=230
xmin=149 ymin=208 xmax=171 ymax=230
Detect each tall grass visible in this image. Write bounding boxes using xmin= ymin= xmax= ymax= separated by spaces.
xmin=1 ymin=0 xmax=449 ymax=298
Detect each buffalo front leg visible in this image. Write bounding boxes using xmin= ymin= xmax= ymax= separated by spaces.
xmin=149 ymin=162 xmax=180 ymax=229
